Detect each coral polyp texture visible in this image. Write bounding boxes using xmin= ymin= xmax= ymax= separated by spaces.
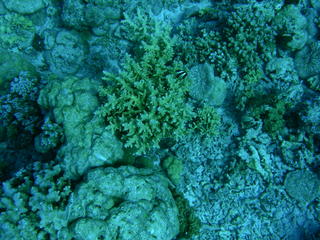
xmin=1 ymin=0 xmax=320 ymax=240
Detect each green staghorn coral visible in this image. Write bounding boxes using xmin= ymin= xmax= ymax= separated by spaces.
xmin=98 ymin=29 xmax=194 ymax=153
xmin=98 ymin=17 xmax=220 ymax=154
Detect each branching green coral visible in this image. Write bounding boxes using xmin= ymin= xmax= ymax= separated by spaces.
xmin=121 ymin=8 xmax=165 ymax=43
xmin=98 ymin=13 xmax=220 ymax=153
xmin=191 ymin=105 xmax=221 ymax=136
xmin=98 ymin=28 xmax=194 ymax=153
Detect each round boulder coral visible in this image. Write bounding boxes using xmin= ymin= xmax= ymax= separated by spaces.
xmin=188 ymin=63 xmax=227 ymax=106
xmin=273 ymin=4 xmax=308 ymax=51
xmin=295 ymin=41 xmax=320 ymax=79
xmin=284 ymin=170 xmax=320 ymax=204
xmin=46 ymin=30 xmax=87 ymax=76
xmin=66 ymin=166 xmax=179 ymax=240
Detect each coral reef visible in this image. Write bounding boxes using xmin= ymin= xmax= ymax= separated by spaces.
xmin=1 ymin=0 xmax=320 ymax=239
xmin=273 ymin=4 xmax=308 ymax=51
xmin=62 ymin=0 xmax=122 ymax=32
xmin=45 ymin=30 xmax=88 ymax=76
xmin=0 ymin=13 xmax=35 ymax=51
xmin=295 ymin=41 xmax=320 ymax=79
xmin=0 ymin=162 xmax=72 ymax=239
xmin=188 ymin=63 xmax=227 ymax=106
xmin=0 ymin=162 xmax=179 ymax=240
xmin=284 ymin=169 xmax=320 ymax=205
xmin=66 ymin=166 xmax=179 ymax=240
xmin=34 ymin=117 xmax=63 ymax=153
xmin=97 ymin=31 xmax=194 ymax=153
xmin=3 ymin=0 xmax=46 ymax=14
xmin=38 ymin=76 xmax=123 ymax=179
xmin=0 ymin=71 xmax=41 ymax=147
xmin=98 ymin=16 xmax=220 ymax=154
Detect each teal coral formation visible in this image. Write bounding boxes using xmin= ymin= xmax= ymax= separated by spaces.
xmin=0 ymin=162 xmax=179 ymax=240
xmin=0 ymin=13 xmax=35 ymax=51
xmin=284 ymin=169 xmax=320 ymax=205
xmin=34 ymin=117 xmax=64 ymax=153
xmin=38 ymin=76 xmax=124 ymax=178
xmin=295 ymin=41 xmax=320 ymax=79
xmin=1 ymin=0 xmax=320 ymax=239
xmin=180 ymin=1 xmax=278 ymax=109
xmin=273 ymin=4 xmax=308 ymax=51
xmin=62 ymin=0 xmax=122 ymax=31
xmin=188 ymin=63 xmax=227 ymax=106
xmin=0 ymin=71 xmax=42 ymax=148
xmin=66 ymin=166 xmax=179 ymax=240
xmin=0 ymin=162 xmax=72 ymax=239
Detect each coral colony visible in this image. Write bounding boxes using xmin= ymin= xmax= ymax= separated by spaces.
xmin=1 ymin=0 xmax=320 ymax=239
